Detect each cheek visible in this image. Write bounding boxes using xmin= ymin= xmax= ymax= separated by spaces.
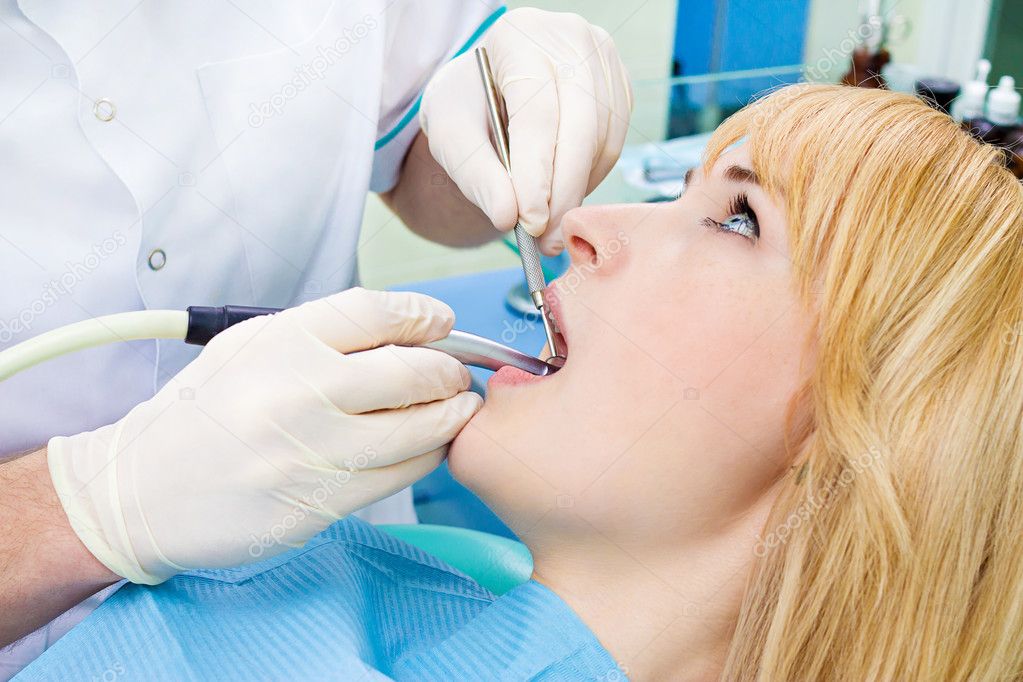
xmin=649 ymin=248 xmax=796 ymax=383
xmin=613 ymin=249 xmax=808 ymax=474
xmin=673 ymin=283 xmax=811 ymax=484
xmin=575 ymin=300 xmax=810 ymax=537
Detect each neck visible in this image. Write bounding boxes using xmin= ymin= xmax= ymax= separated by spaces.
xmin=527 ymin=510 xmax=771 ymax=681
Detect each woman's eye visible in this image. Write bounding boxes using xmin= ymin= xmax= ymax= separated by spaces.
xmin=700 ymin=193 xmax=760 ymax=242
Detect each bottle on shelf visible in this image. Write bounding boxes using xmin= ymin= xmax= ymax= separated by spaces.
xmin=842 ymin=0 xmax=890 ymax=89
xmin=915 ymin=78 xmax=961 ymax=115
xmin=956 ymin=59 xmax=992 ymax=133
xmin=986 ymin=76 xmax=1023 ymax=178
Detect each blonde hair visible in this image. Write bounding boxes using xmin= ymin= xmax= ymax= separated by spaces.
xmin=701 ymin=83 xmax=1023 ymax=680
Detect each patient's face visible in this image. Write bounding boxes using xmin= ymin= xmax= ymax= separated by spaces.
xmin=450 ymin=144 xmax=817 ymax=554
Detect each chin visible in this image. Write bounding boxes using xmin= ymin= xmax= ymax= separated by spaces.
xmin=446 ymin=404 xmax=489 ymax=486
xmin=446 ymin=394 xmax=533 ymax=507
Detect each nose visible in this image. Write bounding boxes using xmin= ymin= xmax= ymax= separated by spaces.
xmin=560 ymin=205 xmax=632 ymax=278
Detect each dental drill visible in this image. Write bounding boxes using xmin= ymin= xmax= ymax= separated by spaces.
xmin=0 ymin=306 xmax=562 ymax=382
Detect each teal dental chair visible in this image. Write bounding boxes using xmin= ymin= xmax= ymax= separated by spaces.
xmin=379 ymin=524 xmax=533 ymax=596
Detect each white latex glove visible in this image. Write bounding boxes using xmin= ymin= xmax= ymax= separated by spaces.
xmin=47 ymin=288 xmax=482 ymax=585
xmin=419 ymin=8 xmax=633 ymax=255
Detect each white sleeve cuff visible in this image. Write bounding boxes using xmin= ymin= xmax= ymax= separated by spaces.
xmin=369 ymin=3 xmax=506 ymax=193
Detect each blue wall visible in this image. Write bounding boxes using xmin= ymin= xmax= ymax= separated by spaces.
xmin=672 ymin=0 xmax=811 ymax=124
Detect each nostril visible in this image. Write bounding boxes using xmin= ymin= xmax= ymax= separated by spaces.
xmin=569 ymin=235 xmax=598 ymax=267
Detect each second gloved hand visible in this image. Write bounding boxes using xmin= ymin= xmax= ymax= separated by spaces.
xmin=419 ymin=8 xmax=633 ymax=255
xmin=47 ymin=288 xmax=482 ymax=584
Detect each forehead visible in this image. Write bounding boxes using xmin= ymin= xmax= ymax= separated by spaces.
xmin=720 ymin=142 xmax=752 ymax=164
xmin=689 ymin=142 xmax=754 ymax=187
xmin=708 ymin=142 xmax=752 ymax=176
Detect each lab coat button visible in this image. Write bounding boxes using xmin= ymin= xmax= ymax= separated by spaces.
xmin=93 ymin=98 xmax=116 ymax=122
xmin=147 ymin=248 xmax=166 ymax=271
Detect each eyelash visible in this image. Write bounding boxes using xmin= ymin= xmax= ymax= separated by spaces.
xmin=700 ymin=194 xmax=760 ymax=242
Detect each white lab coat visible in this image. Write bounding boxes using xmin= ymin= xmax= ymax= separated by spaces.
xmin=0 ymin=0 xmax=502 ymax=676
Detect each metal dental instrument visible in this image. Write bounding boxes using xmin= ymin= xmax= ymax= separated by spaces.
xmin=183 ymin=306 xmax=563 ymax=376
xmin=475 ymin=47 xmax=566 ymax=368
xmin=0 ymin=304 xmax=563 ymax=383
xmin=423 ymin=330 xmax=560 ymax=377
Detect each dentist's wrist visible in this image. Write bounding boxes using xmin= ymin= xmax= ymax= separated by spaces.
xmin=0 ymin=447 xmax=118 ymax=648
xmin=47 ymin=428 xmax=168 ymax=585
xmin=35 ymin=446 xmax=121 ymax=586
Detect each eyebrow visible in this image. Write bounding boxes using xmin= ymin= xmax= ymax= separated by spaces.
xmin=723 ymin=164 xmax=760 ymax=186
xmin=682 ymin=164 xmax=760 ymax=190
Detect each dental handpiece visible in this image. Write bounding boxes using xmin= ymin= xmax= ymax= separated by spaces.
xmin=423 ymin=330 xmax=559 ymax=376
xmin=0 ymin=307 xmax=563 ymax=384
xmin=475 ymin=47 xmax=565 ymax=366
xmin=183 ymin=306 xmax=560 ymax=376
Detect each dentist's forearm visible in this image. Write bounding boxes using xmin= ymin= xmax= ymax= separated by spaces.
xmin=0 ymin=448 xmax=118 ymax=648
xmin=382 ymin=131 xmax=500 ymax=247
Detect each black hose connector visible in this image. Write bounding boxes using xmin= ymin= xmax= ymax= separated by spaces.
xmin=185 ymin=305 xmax=283 ymax=345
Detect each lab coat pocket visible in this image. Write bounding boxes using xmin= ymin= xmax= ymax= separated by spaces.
xmin=195 ymin=1 xmax=384 ymax=305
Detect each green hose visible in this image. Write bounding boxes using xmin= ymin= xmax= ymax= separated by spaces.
xmin=0 ymin=310 xmax=188 ymax=381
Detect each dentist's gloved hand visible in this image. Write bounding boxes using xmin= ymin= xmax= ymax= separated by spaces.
xmin=419 ymin=8 xmax=633 ymax=255
xmin=47 ymin=288 xmax=482 ymax=585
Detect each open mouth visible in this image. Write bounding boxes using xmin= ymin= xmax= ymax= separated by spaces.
xmin=485 ymin=286 xmax=570 ymax=388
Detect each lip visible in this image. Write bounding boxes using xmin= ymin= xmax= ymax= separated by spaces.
xmin=544 ymin=284 xmax=569 ymax=359
xmin=487 ymin=364 xmax=547 ymax=387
